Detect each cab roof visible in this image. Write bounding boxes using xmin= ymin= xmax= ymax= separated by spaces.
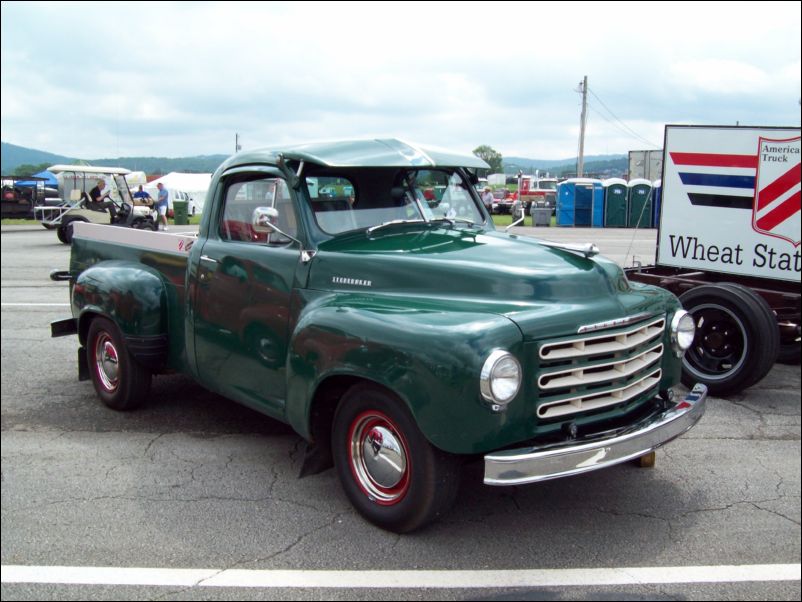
xmin=48 ymin=165 xmax=132 ymax=175
xmin=222 ymin=138 xmax=490 ymax=170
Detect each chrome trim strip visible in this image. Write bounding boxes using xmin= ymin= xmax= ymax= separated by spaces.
xmin=538 ymin=344 xmax=663 ymax=390
xmin=540 ymin=318 xmax=665 ymax=361
xmin=537 ymin=369 xmax=662 ymax=419
xmin=578 ymin=312 xmax=658 ymax=334
xmin=484 ymin=384 xmax=707 ymax=486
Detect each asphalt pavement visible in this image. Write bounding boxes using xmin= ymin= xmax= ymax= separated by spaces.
xmin=1 ymin=225 xmax=799 ymax=601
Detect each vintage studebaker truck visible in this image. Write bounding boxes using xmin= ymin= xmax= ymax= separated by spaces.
xmin=51 ymin=139 xmax=706 ymax=532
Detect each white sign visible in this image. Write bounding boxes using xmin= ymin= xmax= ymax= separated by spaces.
xmin=658 ymin=126 xmax=801 ymax=282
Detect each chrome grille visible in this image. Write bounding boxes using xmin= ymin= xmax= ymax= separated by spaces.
xmin=537 ymin=316 xmax=665 ymax=420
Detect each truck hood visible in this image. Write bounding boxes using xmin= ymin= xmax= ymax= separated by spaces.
xmin=309 ymin=227 xmax=670 ymax=339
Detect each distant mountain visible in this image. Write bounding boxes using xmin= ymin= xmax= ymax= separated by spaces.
xmin=87 ymin=155 xmax=229 ymax=175
xmin=1 ymin=142 xmax=76 ymax=174
xmin=1 ymin=141 xmax=227 ymax=175
xmin=2 ymin=141 xmax=627 ymax=179
xmin=502 ymin=154 xmax=628 ymax=179
xmin=503 ymin=154 xmax=626 ymax=171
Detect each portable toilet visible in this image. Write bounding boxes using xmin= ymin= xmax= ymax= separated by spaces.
xmin=590 ymin=180 xmax=604 ymax=227
xmin=557 ymin=179 xmax=604 ymax=227
xmin=556 ymin=181 xmax=575 ymax=226
xmin=652 ymin=179 xmax=662 ymax=229
xmin=602 ymin=178 xmax=628 ymax=227
xmin=627 ymin=178 xmax=653 ymax=228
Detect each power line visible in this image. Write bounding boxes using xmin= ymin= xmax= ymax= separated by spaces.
xmin=586 ymin=102 xmax=658 ymax=149
xmin=587 ymin=88 xmax=661 ymax=148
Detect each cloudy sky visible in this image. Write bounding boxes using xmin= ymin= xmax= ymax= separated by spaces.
xmin=1 ymin=1 xmax=800 ymax=161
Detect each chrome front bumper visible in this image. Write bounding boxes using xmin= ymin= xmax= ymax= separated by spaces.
xmin=484 ymin=384 xmax=707 ymax=486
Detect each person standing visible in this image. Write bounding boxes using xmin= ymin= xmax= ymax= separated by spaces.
xmin=156 ymin=183 xmax=169 ymax=231
xmin=482 ymin=187 xmax=494 ymax=213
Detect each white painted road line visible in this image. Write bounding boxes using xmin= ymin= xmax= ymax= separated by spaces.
xmin=0 ymin=303 xmax=70 ymax=307
xmin=2 ymin=564 xmax=800 ymax=589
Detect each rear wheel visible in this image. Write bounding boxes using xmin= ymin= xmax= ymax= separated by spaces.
xmin=679 ymin=283 xmax=779 ymax=396
xmin=332 ymin=384 xmax=460 ymax=533
xmin=86 ymin=317 xmax=151 ymax=410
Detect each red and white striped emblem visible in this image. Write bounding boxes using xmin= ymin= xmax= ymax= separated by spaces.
xmin=753 ymin=136 xmax=801 ymax=246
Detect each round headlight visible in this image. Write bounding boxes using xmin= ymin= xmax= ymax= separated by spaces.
xmin=671 ymin=310 xmax=696 ymax=352
xmin=480 ymin=350 xmax=522 ymax=407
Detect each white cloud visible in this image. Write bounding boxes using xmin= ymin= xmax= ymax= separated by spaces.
xmin=2 ymin=1 xmax=800 ymax=160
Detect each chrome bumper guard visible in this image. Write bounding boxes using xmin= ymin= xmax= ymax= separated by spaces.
xmin=484 ymin=384 xmax=707 ymax=486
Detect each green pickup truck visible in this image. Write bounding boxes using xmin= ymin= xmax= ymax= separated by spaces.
xmin=51 ymin=139 xmax=706 ymax=532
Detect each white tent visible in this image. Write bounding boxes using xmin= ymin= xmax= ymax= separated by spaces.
xmin=144 ymin=172 xmax=212 ymax=215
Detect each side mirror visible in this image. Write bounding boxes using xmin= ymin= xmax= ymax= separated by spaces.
xmin=252 ymin=206 xmax=279 ymax=233
xmin=251 ymin=206 xmax=302 ymax=248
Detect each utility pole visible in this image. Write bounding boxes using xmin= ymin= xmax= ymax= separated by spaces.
xmin=235 ymin=133 xmax=242 ymax=153
xmin=577 ymin=75 xmax=588 ymax=178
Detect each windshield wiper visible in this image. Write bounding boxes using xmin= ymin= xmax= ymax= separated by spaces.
xmin=365 ymin=217 xmax=479 ymax=237
xmin=428 ymin=217 xmax=478 ymax=228
xmin=366 ymin=219 xmax=428 ymax=236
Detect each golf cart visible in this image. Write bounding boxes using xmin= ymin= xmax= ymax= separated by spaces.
xmin=33 ymin=165 xmax=157 ymax=244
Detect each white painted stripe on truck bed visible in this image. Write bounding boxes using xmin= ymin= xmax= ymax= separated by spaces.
xmin=72 ymin=222 xmax=198 ymax=254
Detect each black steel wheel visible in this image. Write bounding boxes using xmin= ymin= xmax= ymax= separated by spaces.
xmin=679 ymin=283 xmax=779 ymax=396
xmin=86 ymin=317 xmax=151 ymax=411
xmin=332 ymin=384 xmax=460 ymax=533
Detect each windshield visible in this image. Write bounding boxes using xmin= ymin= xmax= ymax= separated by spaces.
xmin=306 ymin=168 xmax=485 ymax=235
xmin=112 ymin=174 xmax=134 ymax=205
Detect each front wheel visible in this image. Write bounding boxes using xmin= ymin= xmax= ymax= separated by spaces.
xmin=86 ymin=317 xmax=151 ymax=410
xmin=332 ymin=384 xmax=460 ymax=533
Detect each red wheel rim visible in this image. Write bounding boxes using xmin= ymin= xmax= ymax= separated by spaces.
xmin=93 ymin=331 xmax=120 ymax=393
xmin=347 ymin=410 xmax=411 ymax=506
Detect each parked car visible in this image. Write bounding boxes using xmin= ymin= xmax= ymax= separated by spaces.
xmin=168 ymin=190 xmax=200 ymax=217
xmin=492 ymin=189 xmax=513 ymax=214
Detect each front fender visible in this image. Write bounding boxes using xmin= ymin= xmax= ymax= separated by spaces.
xmin=285 ymin=293 xmax=524 ymax=455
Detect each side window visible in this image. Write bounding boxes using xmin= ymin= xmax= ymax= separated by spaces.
xmin=220 ymin=176 xmax=297 ymax=244
xmin=306 ymin=176 xmax=357 ymax=234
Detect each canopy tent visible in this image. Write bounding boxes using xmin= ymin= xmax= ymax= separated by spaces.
xmin=15 ymin=170 xmax=59 ymax=188
xmin=144 ymin=172 xmax=212 ymax=213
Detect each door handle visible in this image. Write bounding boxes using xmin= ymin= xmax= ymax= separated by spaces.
xmin=200 ymin=255 xmax=219 ymax=264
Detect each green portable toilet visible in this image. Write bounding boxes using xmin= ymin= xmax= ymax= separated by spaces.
xmin=602 ymin=178 xmax=627 ymax=227
xmin=627 ymin=178 xmax=653 ymax=228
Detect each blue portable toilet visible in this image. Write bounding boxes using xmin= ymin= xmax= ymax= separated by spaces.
xmin=627 ymin=178 xmax=653 ymax=228
xmin=602 ymin=178 xmax=628 ymax=227
xmin=556 ymin=181 xmax=575 ymax=226
xmin=652 ymin=179 xmax=662 ymax=229
xmin=557 ymin=179 xmax=604 ymax=227
xmin=590 ymin=180 xmax=604 ymax=227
